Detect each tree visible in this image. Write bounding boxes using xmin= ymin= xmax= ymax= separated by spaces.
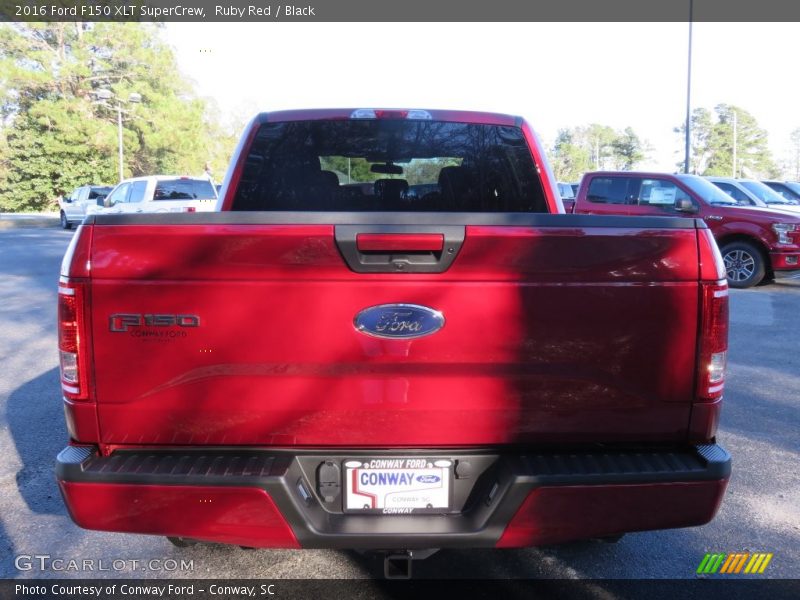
xmin=547 ymin=124 xmax=649 ymax=181
xmin=0 ymin=22 xmax=237 ymax=211
xmin=549 ymin=128 xmax=592 ymax=182
xmin=2 ymin=99 xmax=119 ymax=211
xmin=674 ymin=107 xmax=714 ymax=174
xmin=610 ymin=127 xmax=648 ymax=170
xmin=675 ymin=104 xmax=778 ymax=178
xmin=319 ymin=157 xmax=382 ymax=183
xmin=581 ymin=124 xmax=617 ymax=170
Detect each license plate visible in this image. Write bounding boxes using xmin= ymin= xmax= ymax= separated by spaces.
xmin=344 ymin=458 xmax=452 ymax=514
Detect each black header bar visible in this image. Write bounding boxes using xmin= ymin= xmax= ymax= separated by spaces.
xmin=2 ymin=579 xmax=800 ymax=600
xmin=1 ymin=0 xmax=799 ymax=23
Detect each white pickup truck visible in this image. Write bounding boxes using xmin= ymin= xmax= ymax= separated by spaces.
xmin=89 ymin=175 xmax=218 ymax=216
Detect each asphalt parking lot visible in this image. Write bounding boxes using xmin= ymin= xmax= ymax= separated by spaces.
xmin=0 ymin=226 xmax=798 ymax=581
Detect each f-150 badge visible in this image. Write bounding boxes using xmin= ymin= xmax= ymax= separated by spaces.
xmin=109 ymin=313 xmax=200 ymax=338
xmin=354 ymin=304 xmax=444 ymax=339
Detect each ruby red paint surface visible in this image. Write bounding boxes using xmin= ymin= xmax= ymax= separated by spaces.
xmin=85 ymin=223 xmax=706 ymax=446
xmin=60 ymin=482 xmax=299 ymax=548
xmin=496 ymin=479 xmax=729 ymax=548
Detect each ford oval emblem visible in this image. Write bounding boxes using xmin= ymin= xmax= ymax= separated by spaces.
xmin=354 ymin=304 xmax=445 ymax=339
xmin=416 ymin=474 xmax=441 ymax=484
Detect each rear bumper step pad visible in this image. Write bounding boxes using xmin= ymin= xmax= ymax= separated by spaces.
xmin=57 ymin=445 xmax=730 ymax=549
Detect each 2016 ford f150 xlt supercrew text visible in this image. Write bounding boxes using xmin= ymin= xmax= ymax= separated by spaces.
xmin=56 ymin=109 xmax=731 ymax=573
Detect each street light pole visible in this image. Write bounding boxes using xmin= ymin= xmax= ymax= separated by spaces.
xmin=94 ymin=89 xmax=140 ymax=182
xmin=684 ymin=0 xmax=694 ymax=174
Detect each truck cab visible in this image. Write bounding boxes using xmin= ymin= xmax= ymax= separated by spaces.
xmin=572 ymin=171 xmax=800 ymax=288
xmin=91 ymin=176 xmax=218 ymax=216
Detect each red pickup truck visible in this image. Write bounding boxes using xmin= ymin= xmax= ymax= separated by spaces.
xmin=56 ymin=109 xmax=730 ymax=576
xmin=564 ymin=171 xmax=800 ymax=288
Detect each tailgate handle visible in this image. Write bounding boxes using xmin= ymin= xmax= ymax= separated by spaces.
xmin=336 ymin=225 xmax=465 ymax=273
xmin=357 ymin=233 xmax=444 ymax=253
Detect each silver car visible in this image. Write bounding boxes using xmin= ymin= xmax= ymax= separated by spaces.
xmin=58 ymin=185 xmax=113 ymax=229
xmin=706 ymin=177 xmax=800 ymax=215
xmin=762 ymin=180 xmax=800 ymax=203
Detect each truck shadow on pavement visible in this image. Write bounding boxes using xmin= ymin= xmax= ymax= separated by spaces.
xmin=346 ymin=541 xmax=631 ymax=580
xmin=6 ymin=367 xmax=68 ymax=516
xmin=0 ymin=519 xmax=16 ymax=577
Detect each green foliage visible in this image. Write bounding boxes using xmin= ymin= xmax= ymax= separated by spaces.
xmin=674 ymin=107 xmax=714 ymax=174
xmin=0 ymin=22 xmax=238 ymax=211
xmin=675 ymin=105 xmax=778 ymax=178
xmin=583 ymin=124 xmax=618 ymax=170
xmin=548 ymin=124 xmax=649 ymax=181
xmin=320 ymin=156 xmax=460 ymax=185
xmin=2 ymin=100 xmax=118 ymax=211
xmin=407 ymin=158 xmax=460 ymax=185
xmin=320 ymin=157 xmax=381 ymax=183
xmin=550 ymin=129 xmax=592 ymax=182
xmin=611 ymin=127 xmax=648 ymax=170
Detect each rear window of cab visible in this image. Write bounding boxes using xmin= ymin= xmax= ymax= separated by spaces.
xmin=154 ymin=179 xmax=217 ymax=201
xmin=231 ymin=120 xmax=548 ymax=212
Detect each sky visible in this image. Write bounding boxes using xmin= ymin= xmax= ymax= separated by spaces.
xmin=164 ymin=22 xmax=800 ymax=173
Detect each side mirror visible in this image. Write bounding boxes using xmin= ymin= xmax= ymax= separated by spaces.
xmin=674 ymin=198 xmax=698 ymax=213
xmin=96 ymin=196 xmax=107 ymax=206
xmin=61 ymin=196 xmax=71 ymax=204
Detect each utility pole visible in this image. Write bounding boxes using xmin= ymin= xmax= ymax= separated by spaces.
xmin=732 ymin=110 xmax=738 ymax=178
xmin=684 ymin=0 xmax=693 ymax=173
xmin=94 ymin=89 xmax=141 ymax=182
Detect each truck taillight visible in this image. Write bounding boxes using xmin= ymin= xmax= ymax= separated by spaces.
xmin=59 ymin=225 xmax=92 ymax=401
xmin=696 ymin=228 xmax=729 ymax=402
xmin=58 ymin=283 xmax=88 ymax=400
xmin=697 ymin=281 xmax=728 ymax=401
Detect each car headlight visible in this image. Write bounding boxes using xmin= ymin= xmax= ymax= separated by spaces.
xmin=772 ymin=223 xmax=797 ymax=244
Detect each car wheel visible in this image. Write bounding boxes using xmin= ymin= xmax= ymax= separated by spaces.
xmin=60 ymin=211 xmax=72 ymax=230
xmin=721 ymin=241 xmax=765 ymax=289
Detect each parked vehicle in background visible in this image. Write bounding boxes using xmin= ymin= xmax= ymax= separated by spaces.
xmin=58 ymin=185 xmax=113 ymax=229
xmin=557 ymin=182 xmax=575 ymax=199
xmin=55 ymin=110 xmax=731 ymax=573
xmin=706 ymin=177 xmax=800 ymax=213
xmin=762 ymin=180 xmax=800 ymax=203
xmin=570 ymin=182 xmax=580 ymax=196
xmin=90 ymin=176 xmax=218 ymax=216
xmin=571 ymin=171 xmax=800 ymax=288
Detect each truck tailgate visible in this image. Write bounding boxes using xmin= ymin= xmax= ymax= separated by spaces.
xmin=87 ymin=214 xmax=701 ymax=446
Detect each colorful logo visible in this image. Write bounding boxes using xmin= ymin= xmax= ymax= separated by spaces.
xmin=697 ymin=553 xmax=773 ymax=575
